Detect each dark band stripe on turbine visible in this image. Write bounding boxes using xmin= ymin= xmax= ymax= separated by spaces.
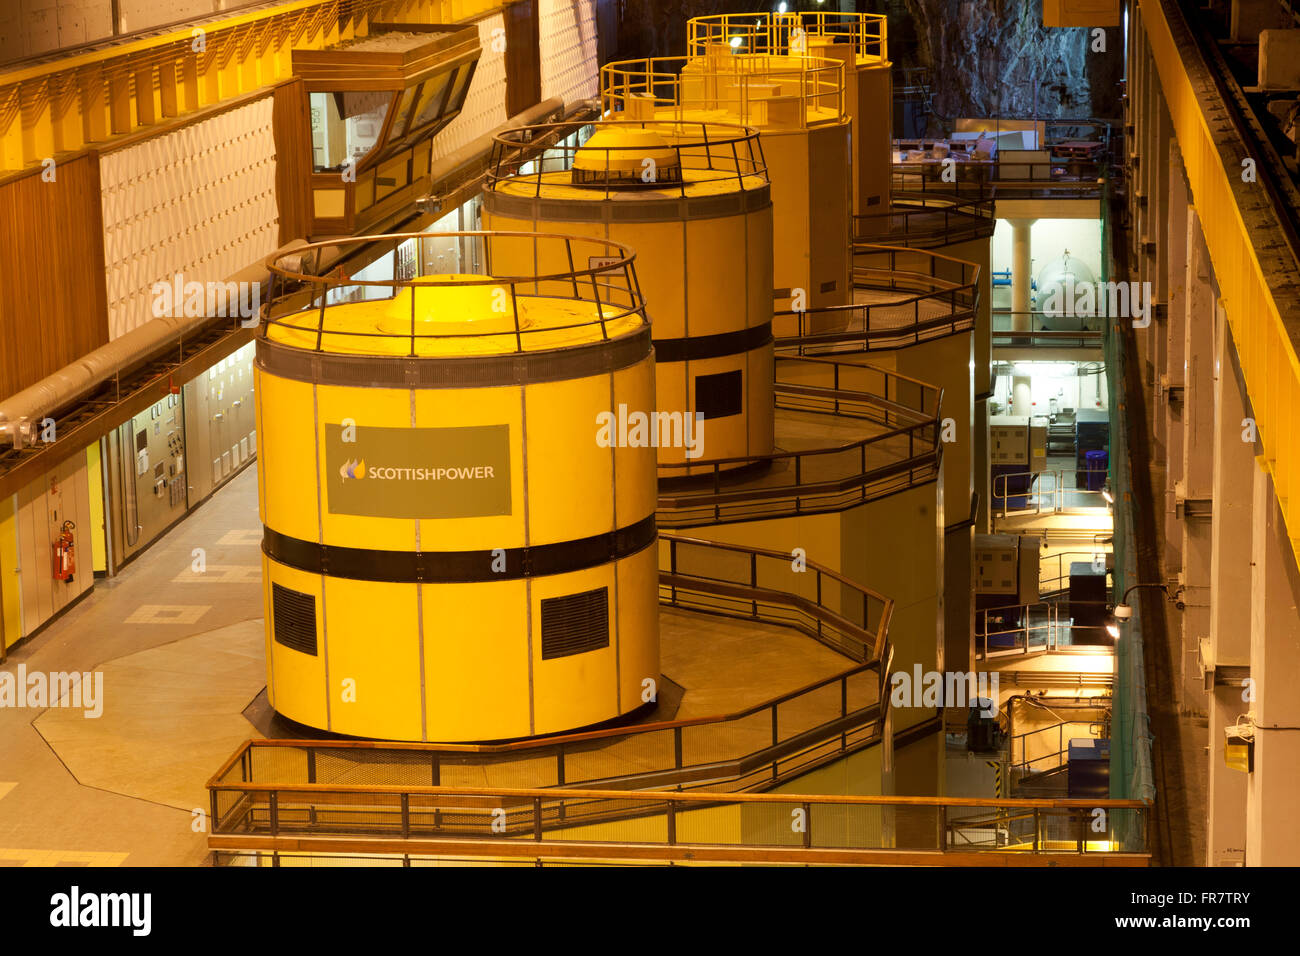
xmin=263 ymin=514 xmax=656 ymax=583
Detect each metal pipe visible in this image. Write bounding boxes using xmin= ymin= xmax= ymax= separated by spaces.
xmin=0 ymin=96 xmax=585 ymax=450
xmin=0 ymin=245 xmax=304 ymax=449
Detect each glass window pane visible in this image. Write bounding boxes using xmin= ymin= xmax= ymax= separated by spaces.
xmin=444 ymin=64 xmax=474 ymax=116
xmin=410 ymin=74 xmax=452 ymax=132
xmin=388 ymin=86 xmax=418 ymax=140
xmin=309 ymin=91 xmax=392 ymax=173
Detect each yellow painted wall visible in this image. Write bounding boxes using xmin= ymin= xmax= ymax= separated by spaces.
xmin=0 ymin=495 xmax=20 ymax=649
xmin=85 ymin=441 xmax=107 ymax=574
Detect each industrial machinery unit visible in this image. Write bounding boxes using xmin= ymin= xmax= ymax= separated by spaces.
xmin=685 ymin=11 xmax=891 ymax=220
xmin=989 ymin=414 xmax=1047 ymax=510
xmin=1034 ymin=252 xmax=1101 ymax=331
xmin=1068 ymin=559 xmax=1110 ymax=643
xmin=602 ymin=46 xmax=851 ymax=317
xmin=482 ymin=121 xmax=775 ymax=473
xmin=972 ymin=533 xmax=1041 ymax=641
xmin=1074 ymin=409 xmax=1109 ymax=488
xmin=255 ymin=232 xmax=659 ymax=742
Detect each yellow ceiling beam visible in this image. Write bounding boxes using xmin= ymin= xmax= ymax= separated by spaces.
xmin=1138 ymin=0 xmax=1300 ymax=563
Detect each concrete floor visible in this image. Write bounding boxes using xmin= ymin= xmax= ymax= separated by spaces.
xmin=0 ymin=466 xmax=855 ymax=865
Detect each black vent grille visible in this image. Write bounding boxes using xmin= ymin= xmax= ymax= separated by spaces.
xmin=272 ymin=583 xmax=318 ymax=656
xmin=695 ymin=369 xmax=744 ymax=420
xmin=541 ymin=587 xmax=610 ymax=660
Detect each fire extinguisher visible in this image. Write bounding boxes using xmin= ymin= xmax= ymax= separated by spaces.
xmin=53 ymin=520 xmax=76 ymax=584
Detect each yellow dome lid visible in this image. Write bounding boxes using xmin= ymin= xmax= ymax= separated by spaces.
xmin=572 ymin=127 xmax=680 ymax=181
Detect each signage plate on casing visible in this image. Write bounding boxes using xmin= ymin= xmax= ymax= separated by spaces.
xmin=325 ymin=423 xmax=511 ymax=518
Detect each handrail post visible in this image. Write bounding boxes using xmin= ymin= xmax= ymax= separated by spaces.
xmin=802 ymin=802 xmax=813 ymax=849
xmin=666 ymin=799 xmax=677 ymax=846
xmin=771 ymin=707 xmax=779 ymax=781
xmin=401 ymin=793 xmax=410 ymax=839
xmin=533 ymin=798 xmax=543 ymax=841
xmin=269 ymin=791 xmax=279 ymax=836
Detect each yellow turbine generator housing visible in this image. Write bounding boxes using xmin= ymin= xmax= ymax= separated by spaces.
xmin=482 ymin=121 xmax=774 ymax=474
xmin=255 ymin=233 xmax=659 ymax=742
xmin=603 ymin=49 xmax=851 ymax=318
xmin=687 ymin=11 xmax=892 ymax=223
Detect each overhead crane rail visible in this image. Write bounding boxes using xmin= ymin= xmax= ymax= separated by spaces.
xmin=1135 ymin=0 xmax=1300 ymax=568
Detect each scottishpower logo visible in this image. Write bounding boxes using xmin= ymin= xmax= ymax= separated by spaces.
xmin=325 ymin=423 xmax=511 ymax=518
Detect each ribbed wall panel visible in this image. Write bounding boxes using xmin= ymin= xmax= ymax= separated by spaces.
xmin=99 ymin=97 xmax=278 ymax=341
xmin=539 ymin=0 xmax=598 ymax=106
xmin=430 ymin=13 xmax=509 ymax=163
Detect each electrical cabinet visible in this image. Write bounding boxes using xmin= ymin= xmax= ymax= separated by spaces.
xmin=973 ymin=534 xmax=1041 ymax=601
xmin=990 ymin=415 xmax=1047 ymax=471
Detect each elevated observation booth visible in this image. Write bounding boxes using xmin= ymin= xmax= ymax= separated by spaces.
xmin=291 ymin=22 xmax=481 ymax=237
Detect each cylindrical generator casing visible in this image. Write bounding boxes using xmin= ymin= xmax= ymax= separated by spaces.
xmin=810 ymin=37 xmax=892 ymax=223
xmin=482 ymin=124 xmax=775 ymax=475
xmin=255 ymin=241 xmax=659 ymax=742
xmin=761 ymin=121 xmax=853 ymax=314
xmin=605 ymin=54 xmax=853 ymax=322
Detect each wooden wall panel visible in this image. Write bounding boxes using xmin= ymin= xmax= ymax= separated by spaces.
xmin=504 ymin=0 xmax=542 ymax=118
xmin=273 ymin=80 xmax=313 ymax=246
xmin=0 ymin=157 xmax=109 ymax=402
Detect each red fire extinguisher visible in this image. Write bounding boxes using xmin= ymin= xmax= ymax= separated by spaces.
xmin=53 ymin=520 xmax=76 ymax=584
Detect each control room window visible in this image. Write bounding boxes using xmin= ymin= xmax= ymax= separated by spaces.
xmin=310 ymin=91 xmax=392 ymax=173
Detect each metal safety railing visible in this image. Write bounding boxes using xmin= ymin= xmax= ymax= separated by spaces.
xmin=991 ymin=470 xmax=1113 ymax=522
xmin=1040 ymin=550 xmax=1112 ymax=596
xmin=975 ymin=601 xmax=1062 ymax=659
xmin=1010 ymin=720 xmax=1108 ymax=775
xmin=207 ymin=783 xmax=1149 ymax=864
xmin=660 ymin=533 xmax=889 ymax=663
xmin=262 ymin=231 xmax=647 ymax=356
xmin=775 ymin=244 xmax=980 ymax=354
xmin=686 ymin=10 xmax=888 ymax=62
xmin=853 ymin=192 xmax=996 ymax=247
xmin=657 ymin=355 xmax=942 ymax=527
xmin=890 ymin=157 xmax=1106 ymax=200
xmin=485 ymin=120 xmax=769 ymax=200
xmin=992 ymin=310 xmax=1106 ymax=349
xmin=208 ymin=534 xmax=893 ymax=811
xmin=601 ymin=54 xmax=846 ymax=129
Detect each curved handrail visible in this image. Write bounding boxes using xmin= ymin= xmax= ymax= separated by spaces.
xmin=600 ymin=54 xmax=846 ymax=129
xmin=686 ymin=11 xmax=888 ymax=62
xmin=656 ymin=356 xmax=943 ymax=526
xmin=208 ymin=783 xmax=1149 ymax=861
xmin=485 ymin=119 xmax=769 ymax=200
xmin=261 ymin=231 xmax=647 ymax=356
xmin=207 ymin=534 xmax=894 ymax=801
xmin=776 ymin=244 xmax=981 ymax=354
xmin=854 ymin=192 xmax=996 ymax=247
